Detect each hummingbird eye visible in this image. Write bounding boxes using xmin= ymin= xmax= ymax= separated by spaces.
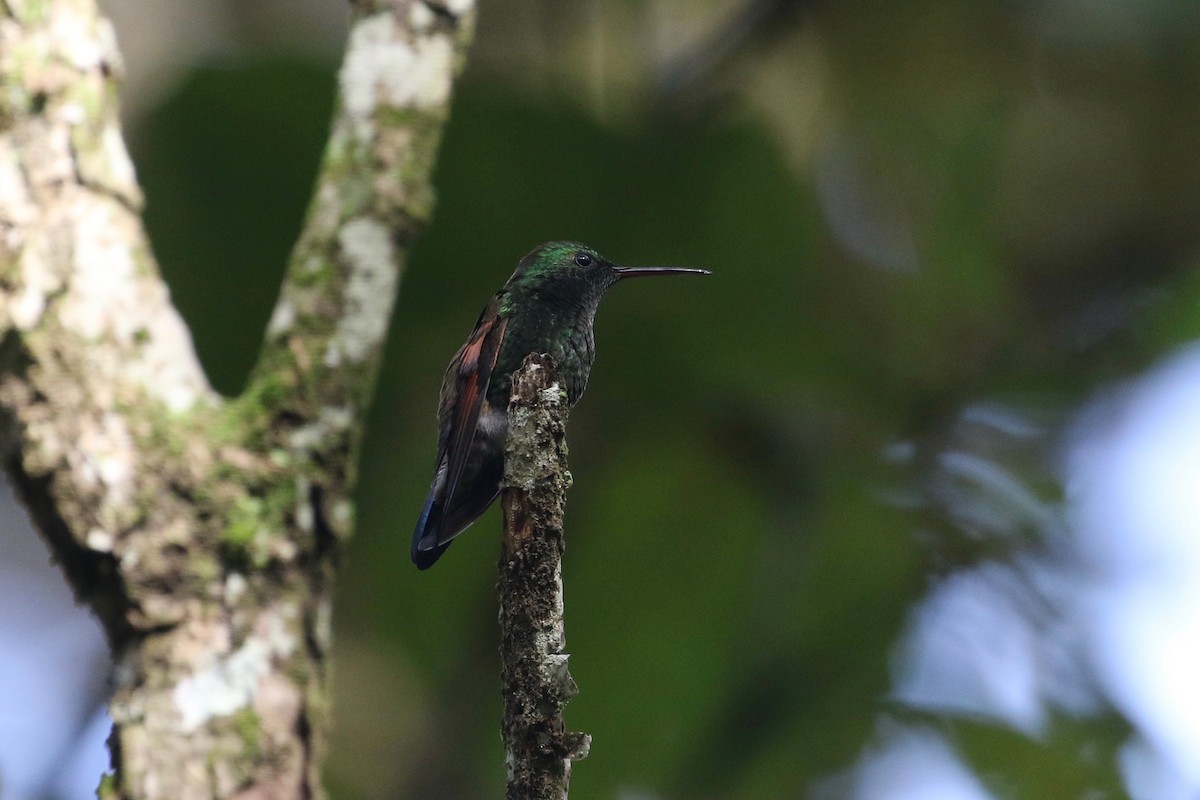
xmin=573 ymin=252 xmax=593 ymax=267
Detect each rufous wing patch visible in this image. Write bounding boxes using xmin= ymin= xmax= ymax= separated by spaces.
xmin=442 ymin=313 xmax=508 ymax=514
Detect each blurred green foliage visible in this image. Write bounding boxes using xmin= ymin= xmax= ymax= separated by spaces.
xmin=129 ymin=2 xmax=1200 ymax=797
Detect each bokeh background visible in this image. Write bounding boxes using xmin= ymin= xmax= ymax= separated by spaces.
xmin=4 ymin=0 xmax=1200 ymax=798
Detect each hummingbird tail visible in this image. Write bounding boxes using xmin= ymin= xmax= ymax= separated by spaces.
xmin=410 ymin=447 xmax=503 ymax=569
xmin=411 ymin=490 xmax=451 ymax=570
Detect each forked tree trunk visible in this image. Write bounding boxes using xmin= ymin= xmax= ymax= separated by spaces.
xmin=0 ymin=1 xmax=476 ymax=797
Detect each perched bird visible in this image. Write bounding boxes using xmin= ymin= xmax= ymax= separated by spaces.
xmin=411 ymin=242 xmax=709 ymax=568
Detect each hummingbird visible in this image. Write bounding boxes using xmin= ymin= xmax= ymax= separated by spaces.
xmin=411 ymin=242 xmax=709 ymax=569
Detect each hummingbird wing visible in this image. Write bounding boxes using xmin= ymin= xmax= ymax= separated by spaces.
xmin=412 ymin=302 xmax=509 ymax=568
xmin=442 ymin=310 xmax=509 ymax=512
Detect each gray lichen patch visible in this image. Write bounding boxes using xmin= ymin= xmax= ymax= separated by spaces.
xmin=339 ymin=12 xmax=457 ymax=142
xmin=288 ymin=404 xmax=354 ymax=455
xmin=503 ymin=381 xmax=570 ymax=495
xmin=265 ymin=297 xmax=295 ymax=338
xmin=73 ymin=408 xmax=138 ymax=529
xmin=324 ymin=217 xmax=397 ymax=368
xmin=171 ymin=604 xmax=299 ymax=733
xmin=60 ymin=205 xmax=210 ymax=413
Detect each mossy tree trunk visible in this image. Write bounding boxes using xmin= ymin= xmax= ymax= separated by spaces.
xmin=0 ymin=1 xmax=475 ymax=798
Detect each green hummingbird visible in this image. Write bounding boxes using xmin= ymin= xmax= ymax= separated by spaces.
xmin=411 ymin=242 xmax=709 ymax=568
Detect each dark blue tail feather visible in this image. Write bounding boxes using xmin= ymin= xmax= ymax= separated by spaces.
xmin=411 ymin=489 xmax=451 ymax=570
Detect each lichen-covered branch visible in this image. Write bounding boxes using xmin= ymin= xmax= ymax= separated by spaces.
xmin=245 ymin=0 xmax=476 ymax=531
xmin=499 ymin=354 xmax=591 ymax=800
xmin=0 ymin=1 xmax=476 ymax=798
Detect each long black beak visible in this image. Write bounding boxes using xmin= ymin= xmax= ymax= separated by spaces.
xmin=613 ymin=266 xmax=711 ymax=279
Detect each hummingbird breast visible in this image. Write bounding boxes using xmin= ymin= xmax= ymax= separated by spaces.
xmin=492 ymin=303 xmax=597 ymax=408
xmin=548 ymin=318 xmax=595 ymax=404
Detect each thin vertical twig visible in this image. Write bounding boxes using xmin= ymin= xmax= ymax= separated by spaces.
xmin=498 ymin=354 xmax=591 ymax=800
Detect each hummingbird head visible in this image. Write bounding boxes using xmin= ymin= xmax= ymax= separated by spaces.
xmin=506 ymin=241 xmax=709 ymax=309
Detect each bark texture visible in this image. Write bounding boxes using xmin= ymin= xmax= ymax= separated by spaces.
xmin=0 ymin=0 xmax=475 ymax=798
xmin=499 ymin=354 xmax=591 ymax=800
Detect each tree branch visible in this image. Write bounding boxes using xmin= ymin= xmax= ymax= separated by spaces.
xmin=499 ymin=354 xmax=591 ymax=800
xmin=246 ymin=0 xmax=478 ymax=540
xmin=0 ymin=1 xmax=476 ymax=798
